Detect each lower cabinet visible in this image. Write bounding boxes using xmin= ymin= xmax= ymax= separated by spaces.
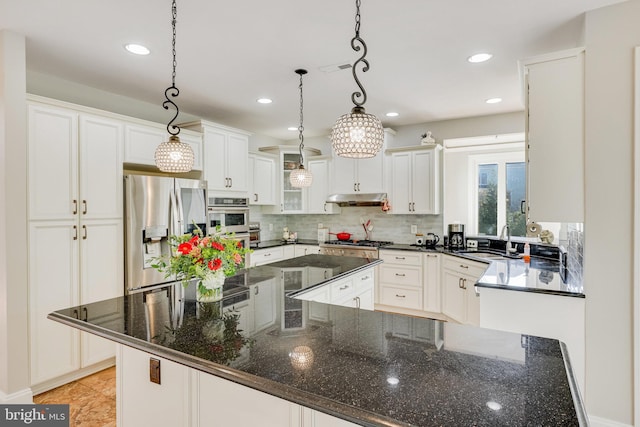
xmin=441 ymin=256 xmax=487 ymax=326
xmin=296 ymin=268 xmax=375 ymax=311
xmin=117 ymin=345 xmax=359 ymax=427
xmin=423 ymin=253 xmax=441 ymax=313
xmin=249 ymin=245 xmax=295 ymax=267
xmin=378 ymin=250 xmax=423 ymax=311
xmin=294 ymin=244 xmax=321 ymax=257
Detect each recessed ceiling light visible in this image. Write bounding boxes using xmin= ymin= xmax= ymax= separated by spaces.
xmin=485 ymin=97 xmax=502 ymax=104
xmin=124 ymin=43 xmax=150 ymax=55
xmin=386 ymin=112 xmax=399 ymax=117
xmin=257 ymin=98 xmax=273 ymax=104
xmin=468 ymin=53 xmax=493 ymax=63
xmin=288 ymin=127 xmax=298 ymax=131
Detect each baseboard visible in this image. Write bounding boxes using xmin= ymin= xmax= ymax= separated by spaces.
xmin=0 ymin=387 xmax=34 ymax=404
xmin=589 ymin=414 xmax=633 ymax=427
xmin=30 ymin=358 xmax=115 ymax=395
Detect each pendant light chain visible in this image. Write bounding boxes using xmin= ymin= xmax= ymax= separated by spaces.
xmin=350 ymin=0 xmax=369 ymax=108
xmin=163 ymin=0 xmax=180 ymax=136
xmin=298 ymin=71 xmax=305 ymax=166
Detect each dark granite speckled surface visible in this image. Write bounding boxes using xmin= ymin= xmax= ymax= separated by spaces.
xmin=49 ymin=254 xmax=585 ymax=427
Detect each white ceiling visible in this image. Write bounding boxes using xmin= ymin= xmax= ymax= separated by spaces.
xmin=0 ymin=0 xmax=626 ymax=140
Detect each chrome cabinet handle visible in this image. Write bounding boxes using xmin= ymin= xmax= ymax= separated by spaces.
xmin=255 ymin=286 xmax=259 ymax=295
xmin=82 ymin=225 xmax=87 ymax=240
xmin=72 ymin=199 xmax=78 ymax=215
xmin=520 ymin=200 xmax=526 ymax=214
xmin=339 ymin=285 xmax=349 ymax=291
xmin=357 ymin=183 xmax=361 ymax=191
xmin=459 ymin=264 xmax=469 ymax=269
xmin=395 ymin=294 xmax=406 ymax=298
xmin=395 ymin=273 xmax=406 ymax=277
xmin=264 ymin=253 xmax=271 ymax=257
xmin=229 ymin=177 xmax=233 ymax=187
xmin=458 ymin=278 xmax=463 ymax=289
xmin=354 ymin=296 xmax=360 ymax=309
xmin=461 ymin=278 xmax=467 ymax=290
xmin=353 ymin=183 xmax=357 ymax=192
xmin=82 ymin=200 xmax=87 ymax=215
xmin=73 ymin=225 xmax=78 ymax=240
xmin=254 ymin=193 xmax=258 ymax=202
xmin=82 ymin=307 xmax=88 ymax=321
xmin=395 ymin=256 xmax=405 ymax=260
xmin=73 ymin=309 xmax=79 ymax=319
xmin=361 ymin=275 xmax=369 ymax=280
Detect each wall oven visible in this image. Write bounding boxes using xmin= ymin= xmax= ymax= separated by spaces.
xmin=208 ymin=196 xmax=250 ymax=264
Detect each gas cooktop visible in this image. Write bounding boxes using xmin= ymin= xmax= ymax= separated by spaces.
xmin=321 ymin=240 xmax=393 ymax=248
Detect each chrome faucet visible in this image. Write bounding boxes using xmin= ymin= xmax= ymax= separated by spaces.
xmin=499 ymin=224 xmax=511 ymax=254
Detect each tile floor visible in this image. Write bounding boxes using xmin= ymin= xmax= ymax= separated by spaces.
xmin=33 ymin=367 xmax=116 ymax=427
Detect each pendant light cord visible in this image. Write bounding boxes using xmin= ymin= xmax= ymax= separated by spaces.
xmin=350 ymin=0 xmax=369 ymax=109
xmin=295 ymin=69 xmax=307 ymax=166
xmin=163 ymin=0 xmax=181 ymax=136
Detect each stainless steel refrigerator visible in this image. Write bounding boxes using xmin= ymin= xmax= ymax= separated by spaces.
xmin=124 ymin=174 xmax=208 ymax=294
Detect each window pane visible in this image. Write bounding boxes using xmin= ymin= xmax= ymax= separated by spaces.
xmin=506 ymin=162 xmax=526 ymax=237
xmin=477 ymin=164 xmax=498 ymax=235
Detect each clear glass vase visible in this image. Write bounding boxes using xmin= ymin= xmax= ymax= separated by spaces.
xmin=197 ymin=271 xmax=225 ymax=302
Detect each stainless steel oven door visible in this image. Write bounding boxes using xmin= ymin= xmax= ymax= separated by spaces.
xmin=208 ymin=207 xmax=249 ymax=234
xmin=226 ymin=232 xmax=251 ymax=266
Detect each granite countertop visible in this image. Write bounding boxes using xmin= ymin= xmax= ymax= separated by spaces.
xmin=381 ymin=244 xmax=584 ymax=297
xmin=48 ymin=254 xmax=586 ymax=427
xmin=252 ymin=239 xmax=320 ymax=249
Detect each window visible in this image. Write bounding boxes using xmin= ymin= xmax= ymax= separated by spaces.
xmin=470 ymin=152 xmax=526 ymax=237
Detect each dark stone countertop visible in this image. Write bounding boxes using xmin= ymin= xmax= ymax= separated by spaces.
xmin=252 ymin=239 xmax=320 ymax=249
xmin=381 ymin=244 xmax=584 ymax=297
xmin=48 ymin=254 xmax=586 ymax=427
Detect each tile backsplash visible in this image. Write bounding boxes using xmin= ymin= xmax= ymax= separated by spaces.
xmin=250 ymin=206 xmax=443 ymax=244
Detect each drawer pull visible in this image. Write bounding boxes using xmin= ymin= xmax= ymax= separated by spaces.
xmin=459 ymin=264 xmax=469 ymax=269
xmin=395 ymin=273 xmax=406 ymax=277
xmin=339 ymin=285 xmax=349 ymax=290
xmin=361 ymin=275 xmax=369 ymax=280
xmin=395 ymin=256 xmax=406 ymax=260
xmin=395 ymin=294 xmax=406 ymax=298
xmin=264 ymin=253 xmax=271 ymax=257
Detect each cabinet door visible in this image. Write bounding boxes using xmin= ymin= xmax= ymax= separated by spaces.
xmin=28 ymin=104 xmax=78 ymax=221
xmin=226 ymin=133 xmax=249 ymax=191
xmin=356 ymin=154 xmax=385 ymax=193
xmin=441 ymin=269 xmax=466 ymax=323
xmin=464 ymin=275 xmax=480 ymax=327
xmin=423 ymin=253 xmax=441 ymax=313
xmin=390 ymin=153 xmax=411 ymax=214
xmin=203 ymin=128 xmax=228 ymax=191
xmin=118 ymin=346 xmax=190 ymax=427
xmin=411 ymin=150 xmax=436 ymax=214
xmin=195 ymin=371 xmax=294 ymax=427
xmin=179 ymin=132 xmax=203 ymax=171
xmin=251 ymin=154 xmax=276 ymax=205
xmin=80 ymin=219 xmax=124 ymax=366
xmin=253 ymin=279 xmax=277 ymax=332
xmin=331 ymin=156 xmax=356 ymax=193
xmin=29 ymin=221 xmax=80 ymax=385
xmin=79 ymin=115 xmax=123 ymax=220
xmin=307 ymin=159 xmax=339 ymax=214
xmin=123 ymin=124 xmax=165 ymax=167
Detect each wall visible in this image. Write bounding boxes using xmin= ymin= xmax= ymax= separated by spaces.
xmin=584 ymin=1 xmax=639 ymax=425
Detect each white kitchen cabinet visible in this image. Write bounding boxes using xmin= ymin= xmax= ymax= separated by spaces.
xmin=182 ymin=120 xmax=250 ymax=194
xmin=423 ymin=253 xmax=442 ymax=313
xmin=252 ymin=278 xmax=277 ymax=333
xmin=387 ymin=145 xmax=441 ymax=214
xmin=117 ymin=345 xmax=191 ymax=427
xmin=378 ymin=250 xmax=423 ymax=311
xmin=28 ymin=100 xmax=124 ymax=390
xmin=296 ymin=267 xmax=375 ymax=311
xmin=123 ymin=122 xmax=203 ymax=170
xmin=441 ymin=255 xmax=487 ymax=326
xmin=521 ymin=48 xmax=584 ymax=223
xmin=307 ymin=157 xmax=340 ymax=214
xmin=330 ymin=128 xmax=395 ymax=194
xmin=248 ymin=152 xmax=276 ymax=205
xmin=250 ymin=246 xmax=289 ymax=267
xmin=294 ymin=244 xmax=321 ymax=257
xmin=259 ymin=146 xmax=322 ymax=214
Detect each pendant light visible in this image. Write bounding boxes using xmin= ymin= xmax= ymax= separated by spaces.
xmin=154 ymin=0 xmax=195 ymax=173
xmin=289 ymin=69 xmax=313 ymax=188
xmin=330 ymin=0 xmax=384 ymax=158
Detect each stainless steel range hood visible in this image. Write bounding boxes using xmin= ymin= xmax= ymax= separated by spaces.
xmin=325 ymin=193 xmax=387 ymax=207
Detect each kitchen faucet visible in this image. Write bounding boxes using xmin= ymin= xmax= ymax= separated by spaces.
xmin=499 ymin=224 xmax=512 ymax=255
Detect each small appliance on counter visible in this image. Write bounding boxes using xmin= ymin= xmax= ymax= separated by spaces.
xmin=448 ymin=223 xmax=465 ymax=249
xmin=249 ymin=222 xmax=261 ymax=248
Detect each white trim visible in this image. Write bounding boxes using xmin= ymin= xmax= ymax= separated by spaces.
xmin=633 ymin=45 xmax=640 ymax=427
xmin=443 ymin=132 xmax=524 ymax=149
xmin=0 ymin=388 xmax=33 ymax=404
xmin=588 ymin=414 xmax=633 ymax=427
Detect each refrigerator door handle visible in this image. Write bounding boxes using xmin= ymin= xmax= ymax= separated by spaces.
xmin=170 ymin=186 xmax=181 ymax=237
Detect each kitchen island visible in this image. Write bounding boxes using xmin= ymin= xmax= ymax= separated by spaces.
xmin=48 ymin=254 xmax=586 ymax=427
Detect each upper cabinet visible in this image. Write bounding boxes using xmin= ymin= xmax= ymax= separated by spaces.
xmin=124 ymin=123 xmax=203 ymax=171
xmin=521 ymin=48 xmax=584 ymax=223
xmin=386 ymin=145 xmax=441 ymax=215
xmin=182 ymin=120 xmax=251 ymax=195
xmin=307 ymin=156 xmax=340 ymax=214
xmin=248 ymin=152 xmax=276 ymax=205
xmin=331 ymin=128 xmax=395 ymax=194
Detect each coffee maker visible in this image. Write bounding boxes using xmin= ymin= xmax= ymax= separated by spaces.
xmin=448 ymin=223 xmax=465 ymax=249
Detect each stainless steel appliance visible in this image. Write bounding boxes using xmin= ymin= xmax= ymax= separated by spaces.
xmin=448 ymin=223 xmax=465 ymax=249
xmin=319 ymin=240 xmax=393 ymax=259
xmin=207 ymin=196 xmax=251 ymax=259
xmin=124 ymin=174 xmax=208 ymax=294
xmin=249 ymin=222 xmax=261 ymax=248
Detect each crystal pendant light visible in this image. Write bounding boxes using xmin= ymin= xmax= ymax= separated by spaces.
xmin=289 ymin=69 xmax=313 ymax=188
xmin=330 ymin=0 xmax=384 ymax=158
xmin=155 ymin=0 xmax=194 ymax=173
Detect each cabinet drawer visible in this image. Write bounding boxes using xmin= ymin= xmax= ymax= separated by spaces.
xmin=352 ymin=269 xmax=375 ymax=291
xmin=443 ymin=255 xmax=488 ymax=278
xmin=380 ymin=265 xmax=422 ymax=288
xmin=330 ymin=277 xmax=356 ymax=299
xmin=379 ymin=250 xmax=422 ymax=266
xmin=380 ymin=286 xmax=422 ymax=310
xmin=251 ymin=247 xmax=284 ymax=266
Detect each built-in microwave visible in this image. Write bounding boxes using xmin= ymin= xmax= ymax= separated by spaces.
xmin=207 ymin=197 xmax=250 ymax=235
